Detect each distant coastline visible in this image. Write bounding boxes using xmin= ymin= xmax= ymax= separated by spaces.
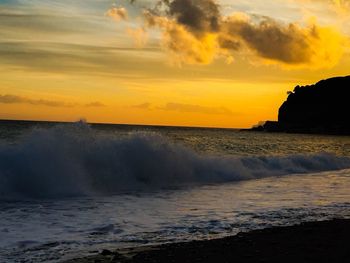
xmin=249 ymin=76 xmax=350 ymax=135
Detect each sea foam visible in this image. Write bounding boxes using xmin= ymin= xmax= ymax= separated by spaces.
xmin=0 ymin=123 xmax=349 ymax=198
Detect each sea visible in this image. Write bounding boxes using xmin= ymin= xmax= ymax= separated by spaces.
xmin=0 ymin=120 xmax=350 ymax=262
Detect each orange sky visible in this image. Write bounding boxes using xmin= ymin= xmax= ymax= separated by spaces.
xmin=0 ymin=0 xmax=349 ymax=128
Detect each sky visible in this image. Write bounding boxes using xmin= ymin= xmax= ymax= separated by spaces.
xmin=0 ymin=0 xmax=349 ymax=128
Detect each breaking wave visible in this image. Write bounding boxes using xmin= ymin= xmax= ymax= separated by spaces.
xmin=0 ymin=122 xmax=349 ymax=198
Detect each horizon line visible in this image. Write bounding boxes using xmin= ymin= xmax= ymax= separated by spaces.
xmin=0 ymin=118 xmax=245 ymax=131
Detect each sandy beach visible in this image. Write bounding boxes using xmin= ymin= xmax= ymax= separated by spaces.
xmin=64 ymin=219 xmax=350 ymax=263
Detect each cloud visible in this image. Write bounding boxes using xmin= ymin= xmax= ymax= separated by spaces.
xmin=159 ymin=102 xmax=234 ymax=115
xmin=106 ymin=7 xmax=128 ymax=21
xmin=131 ymin=102 xmax=152 ymax=109
xmin=127 ymin=27 xmax=148 ymax=47
xmin=129 ymin=102 xmax=234 ymax=115
xmin=110 ymin=0 xmax=347 ymax=68
xmin=143 ymin=10 xmax=219 ymax=65
xmin=333 ymin=0 xmax=350 ymax=10
xmin=0 ymin=41 xmax=161 ymax=77
xmin=0 ymin=12 xmax=99 ymax=38
xmin=167 ymin=0 xmax=220 ymax=35
xmin=220 ymin=14 xmax=345 ymax=68
xmin=0 ymin=94 xmax=105 ymax=108
xmin=85 ymin=102 xmax=106 ymax=107
xmin=0 ymin=94 xmax=75 ymax=107
xmin=331 ymin=0 xmax=350 ymax=15
xmin=296 ymin=0 xmax=350 ymax=14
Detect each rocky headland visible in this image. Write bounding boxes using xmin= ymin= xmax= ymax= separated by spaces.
xmin=251 ymin=76 xmax=350 ymax=135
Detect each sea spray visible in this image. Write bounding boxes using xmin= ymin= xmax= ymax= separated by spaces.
xmin=1 ymin=122 xmax=350 ymax=198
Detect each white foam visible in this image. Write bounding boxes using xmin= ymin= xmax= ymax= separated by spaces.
xmin=1 ymin=123 xmax=349 ymax=198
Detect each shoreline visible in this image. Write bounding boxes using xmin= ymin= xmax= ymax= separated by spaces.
xmin=243 ymin=121 xmax=350 ymax=136
xmin=64 ymin=218 xmax=350 ymax=263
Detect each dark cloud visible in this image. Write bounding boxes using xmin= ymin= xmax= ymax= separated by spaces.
xmin=131 ymin=102 xmax=152 ymax=109
xmin=167 ymin=0 xmax=220 ymax=34
xmin=85 ymin=102 xmax=106 ymax=107
xmin=118 ymin=0 xmax=346 ymax=68
xmin=159 ymin=102 xmax=234 ymax=115
xmin=128 ymin=102 xmax=234 ymax=115
xmin=0 ymin=94 xmax=105 ymax=108
xmin=221 ymin=16 xmax=317 ymax=64
xmin=0 ymin=94 xmax=75 ymax=107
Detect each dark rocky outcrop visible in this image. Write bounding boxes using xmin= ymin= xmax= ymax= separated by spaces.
xmin=251 ymin=76 xmax=350 ymax=135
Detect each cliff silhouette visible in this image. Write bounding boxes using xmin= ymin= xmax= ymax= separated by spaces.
xmin=252 ymin=76 xmax=350 ymax=135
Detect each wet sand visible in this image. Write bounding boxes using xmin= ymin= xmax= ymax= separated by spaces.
xmin=64 ymin=219 xmax=350 ymax=263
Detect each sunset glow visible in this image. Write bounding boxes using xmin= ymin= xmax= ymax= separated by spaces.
xmin=1 ymin=0 xmax=349 ymax=128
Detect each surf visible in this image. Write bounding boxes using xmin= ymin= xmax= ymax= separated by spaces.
xmin=0 ymin=123 xmax=349 ymax=199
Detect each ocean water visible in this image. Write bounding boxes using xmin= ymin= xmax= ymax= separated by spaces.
xmin=0 ymin=120 xmax=350 ymax=262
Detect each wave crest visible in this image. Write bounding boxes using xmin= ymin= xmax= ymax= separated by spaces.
xmin=0 ymin=123 xmax=349 ymax=198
